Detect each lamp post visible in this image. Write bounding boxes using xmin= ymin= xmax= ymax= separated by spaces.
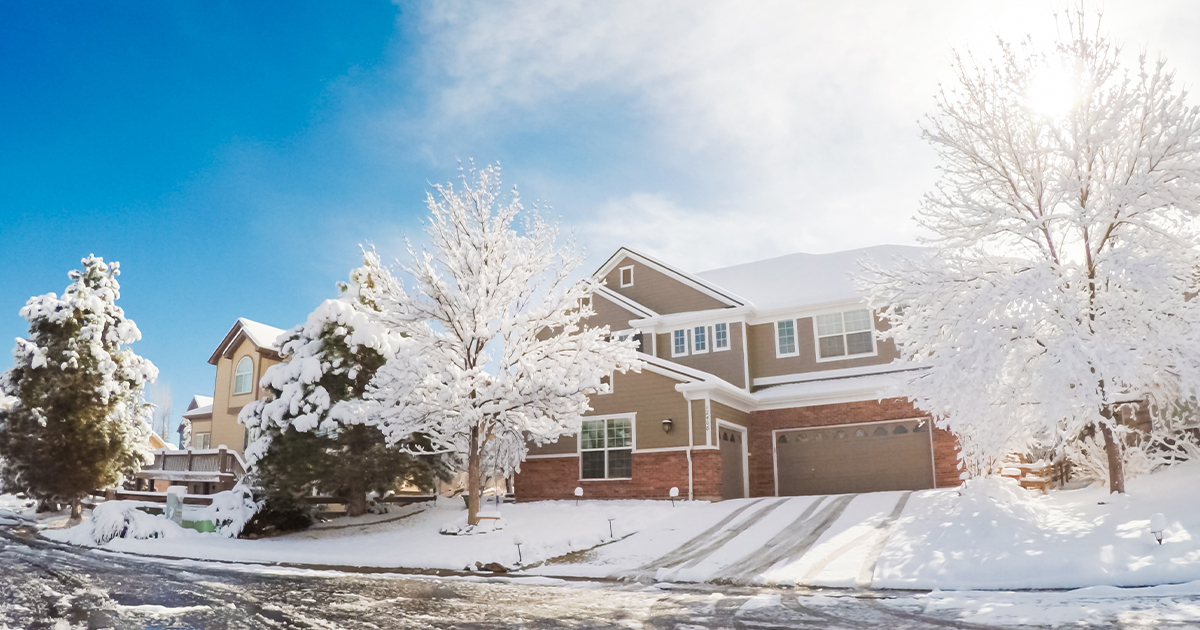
xmin=1151 ymin=513 xmax=1166 ymax=545
xmin=574 ymin=486 xmax=583 ymax=506
xmin=669 ymin=487 xmax=679 ymax=507
xmin=513 ymin=535 xmax=524 ymax=564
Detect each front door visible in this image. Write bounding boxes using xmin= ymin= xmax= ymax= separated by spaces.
xmin=719 ymin=423 xmax=747 ymax=499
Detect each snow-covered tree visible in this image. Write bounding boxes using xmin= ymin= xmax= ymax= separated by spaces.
xmin=0 ymin=256 xmax=158 ymax=519
xmin=867 ymin=13 xmax=1200 ymax=493
xmin=367 ymin=163 xmax=641 ymax=526
xmin=240 ymin=251 xmax=450 ymax=517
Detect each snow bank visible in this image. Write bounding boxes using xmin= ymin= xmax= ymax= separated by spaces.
xmin=49 ymin=501 xmax=194 ymax=546
xmin=876 ymin=462 xmax=1200 ymax=590
xmin=198 ymin=484 xmax=261 ymax=538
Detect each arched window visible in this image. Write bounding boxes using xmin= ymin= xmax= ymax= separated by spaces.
xmin=233 ymin=356 xmax=253 ymax=395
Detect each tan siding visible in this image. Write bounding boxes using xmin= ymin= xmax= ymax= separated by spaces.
xmin=530 ymin=370 xmax=691 ymax=455
xmin=603 ymin=256 xmax=728 ymax=315
xmin=211 ymin=337 xmax=281 ymax=454
xmin=691 ymin=399 xmax=708 ymax=447
xmin=748 ymin=313 xmax=900 ymax=383
xmin=711 ymin=401 xmax=752 ymax=446
xmin=653 ymin=323 xmax=746 ymax=388
xmin=583 ymin=293 xmax=640 ymax=333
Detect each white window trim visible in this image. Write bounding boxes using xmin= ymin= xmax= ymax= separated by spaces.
xmin=597 ymin=370 xmax=614 ymax=395
xmin=812 ymin=309 xmax=879 ymax=363
xmin=713 ymin=323 xmax=731 ymax=352
xmin=774 ymin=319 xmax=800 ymax=358
xmin=232 ymin=356 xmax=254 ymax=395
xmin=578 ymin=413 xmax=636 ymax=481
xmin=194 ymin=432 xmax=212 ymax=449
xmin=619 ymin=265 xmax=635 ymax=288
xmin=671 ymin=329 xmax=688 ymax=357
xmin=692 ymin=325 xmax=709 ymax=354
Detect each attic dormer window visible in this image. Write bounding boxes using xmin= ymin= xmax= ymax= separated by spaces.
xmin=233 ymin=356 xmax=253 ymax=395
xmin=619 ymin=265 xmax=634 ymax=288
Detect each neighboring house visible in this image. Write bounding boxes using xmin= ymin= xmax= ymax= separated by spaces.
xmin=135 ymin=318 xmax=284 ymax=495
xmin=515 ymin=245 xmax=962 ymax=502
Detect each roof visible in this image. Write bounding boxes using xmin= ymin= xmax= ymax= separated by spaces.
xmin=595 ymin=247 xmax=746 ymax=308
xmin=185 ymin=395 xmax=213 ymax=412
xmin=182 ymin=404 xmax=213 ymax=419
xmin=207 ymin=318 xmax=286 ymax=365
xmin=696 ymin=244 xmax=929 ymax=311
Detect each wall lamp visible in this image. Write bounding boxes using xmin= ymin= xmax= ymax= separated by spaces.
xmin=662 ymin=418 xmax=674 ymax=433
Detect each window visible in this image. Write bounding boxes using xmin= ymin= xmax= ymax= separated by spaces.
xmin=815 ymin=309 xmax=875 ymax=360
xmin=714 ymin=323 xmax=729 ymax=350
xmin=193 ymin=432 xmax=211 ymax=449
xmin=580 ymin=417 xmax=633 ymax=479
xmin=619 ymin=265 xmax=634 ymax=287
xmin=233 ymin=356 xmax=254 ymax=394
xmin=775 ymin=319 xmax=798 ymax=357
xmin=579 ymin=295 xmax=592 ymax=311
xmin=693 ymin=325 xmax=708 ymax=353
xmin=672 ymin=329 xmax=687 ymax=357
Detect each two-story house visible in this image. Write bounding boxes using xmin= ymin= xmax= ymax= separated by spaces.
xmin=137 ymin=318 xmax=284 ymax=495
xmin=514 ymin=245 xmax=962 ymax=502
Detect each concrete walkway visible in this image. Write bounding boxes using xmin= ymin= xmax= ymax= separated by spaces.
xmin=610 ymin=491 xmax=912 ymax=588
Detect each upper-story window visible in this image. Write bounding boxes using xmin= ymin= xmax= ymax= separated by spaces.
xmin=672 ymin=329 xmax=687 ymax=357
xmin=233 ymin=356 xmax=254 ymax=395
xmin=815 ymin=309 xmax=875 ymax=360
xmin=775 ymin=320 xmax=798 ymax=357
xmin=619 ymin=265 xmax=634 ymax=287
xmin=714 ymin=323 xmax=729 ymax=351
xmin=693 ymin=325 xmax=708 ymax=353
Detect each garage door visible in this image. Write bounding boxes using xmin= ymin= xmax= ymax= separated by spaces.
xmin=774 ymin=419 xmax=934 ymax=496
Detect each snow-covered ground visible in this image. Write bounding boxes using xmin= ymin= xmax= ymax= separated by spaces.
xmin=32 ymin=460 xmax=1200 ymax=592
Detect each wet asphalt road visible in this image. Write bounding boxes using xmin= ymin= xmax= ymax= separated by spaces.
xmin=0 ymin=525 xmax=1193 ymax=630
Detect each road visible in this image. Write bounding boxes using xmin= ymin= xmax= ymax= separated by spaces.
xmin=0 ymin=525 xmax=1192 ymax=629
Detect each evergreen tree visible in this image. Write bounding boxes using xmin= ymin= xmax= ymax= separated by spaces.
xmin=0 ymin=256 xmax=158 ymax=519
xmin=241 ymin=252 xmax=450 ymax=518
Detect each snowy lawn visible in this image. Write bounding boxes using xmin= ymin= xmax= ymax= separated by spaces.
xmin=43 ymin=496 xmax=712 ymax=573
xmin=35 ymin=461 xmax=1200 ymax=591
xmin=875 ymin=461 xmax=1200 ymax=590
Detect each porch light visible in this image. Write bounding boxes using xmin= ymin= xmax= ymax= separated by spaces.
xmin=1151 ymin=513 xmax=1166 ymax=545
xmin=662 ymin=418 xmax=674 ymax=433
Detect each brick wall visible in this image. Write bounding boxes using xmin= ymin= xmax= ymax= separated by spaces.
xmin=515 ymin=450 xmax=724 ymax=502
xmin=747 ymin=398 xmax=963 ymax=497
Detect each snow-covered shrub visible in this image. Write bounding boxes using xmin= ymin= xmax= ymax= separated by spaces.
xmin=1064 ymin=428 xmax=1200 ymax=487
xmin=200 ymin=482 xmax=262 ymax=538
xmin=88 ymin=501 xmax=184 ymax=544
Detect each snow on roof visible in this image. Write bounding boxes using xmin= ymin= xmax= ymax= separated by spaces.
xmin=186 ymin=395 xmax=213 ymax=411
xmin=182 ymin=404 xmax=213 ymax=419
xmin=753 ymin=369 xmax=920 ymax=404
xmin=695 ymin=244 xmax=930 ymax=311
xmin=237 ymin=318 xmax=286 ymax=350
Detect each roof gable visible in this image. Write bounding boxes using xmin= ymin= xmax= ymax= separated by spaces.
xmin=207 ymin=318 xmax=286 ymax=366
xmin=594 ymin=248 xmax=744 ymax=315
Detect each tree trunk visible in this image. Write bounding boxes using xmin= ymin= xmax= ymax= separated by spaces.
xmin=467 ymin=426 xmax=480 ymax=526
xmin=1101 ymin=422 xmax=1126 ymax=494
xmin=69 ymin=497 xmax=82 ymax=522
xmin=346 ymin=477 xmax=367 ymax=517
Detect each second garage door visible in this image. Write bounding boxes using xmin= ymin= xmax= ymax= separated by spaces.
xmin=774 ymin=418 xmax=935 ymax=496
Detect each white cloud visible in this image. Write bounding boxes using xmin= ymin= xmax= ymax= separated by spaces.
xmin=411 ymin=1 xmax=1200 ymax=271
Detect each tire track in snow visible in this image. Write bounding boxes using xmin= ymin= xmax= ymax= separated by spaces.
xmin=714 ymin=494 xmax=857 ymax=584
xmin=616 ymin=498 xmax=788 ymax=581
xmin=794 ymin=491 xmax=911 ymax=588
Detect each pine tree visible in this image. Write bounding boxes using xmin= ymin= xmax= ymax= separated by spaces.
xmin=241 ymin=251 xmax=450 ymax=518
xmin=0 ymin=256 xmax=158 ymax=519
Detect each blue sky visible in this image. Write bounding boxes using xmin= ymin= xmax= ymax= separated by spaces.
xmin=3 ymin=1 xmax=1198 ymax=442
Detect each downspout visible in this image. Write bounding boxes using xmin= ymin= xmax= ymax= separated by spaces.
xmin=687 ymin=395 xmax=694 ymax=501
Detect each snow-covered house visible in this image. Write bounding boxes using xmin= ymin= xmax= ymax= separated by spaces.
xmin=515 ymin=246 xmax=962 ymax=502
xmin=134 ymin=319 xmax=283 ymax=495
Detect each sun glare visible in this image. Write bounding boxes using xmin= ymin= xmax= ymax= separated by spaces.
xmin=1027 ymin=65 xmax=1077 ymax=118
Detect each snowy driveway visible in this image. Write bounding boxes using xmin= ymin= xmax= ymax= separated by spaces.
xmin=590 ymin=492 xmax=912 ymax=587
